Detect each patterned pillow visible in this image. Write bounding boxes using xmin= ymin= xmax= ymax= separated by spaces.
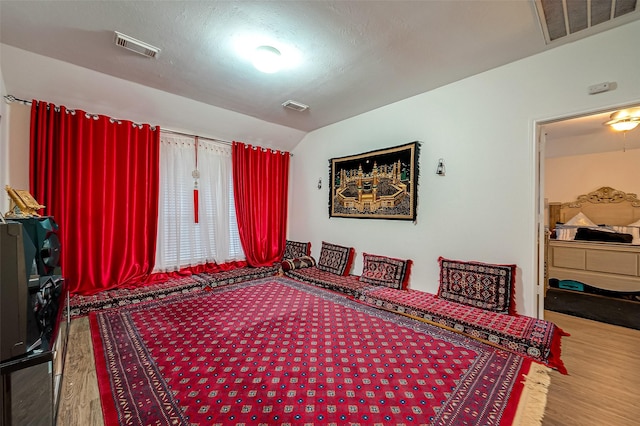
xmin=359 ymin=253 xmax=412 ymax=290
xmin=316 ymin=241 xmax=355 ymax=276
xmin=281 ymin=256 xmax=316 ymax=272
xmin=283 ymin=240 xmax=311 ymax=260
xmin=437 ymin=257 xmax=516 ymax=315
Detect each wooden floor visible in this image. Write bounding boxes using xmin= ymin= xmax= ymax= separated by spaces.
xmin=56 ymin=317 xmax=104 ymax=426
xmin=542 ymin=311 xmax=640 ymax=426
xmin=56 ymin=311 xmax=640 ymax=425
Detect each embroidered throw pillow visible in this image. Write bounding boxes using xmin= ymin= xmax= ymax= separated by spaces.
xmin=437 ymin=257 xmax=516 ymax=315
xmin=281 ymin=256 xmax=316 ymax=271
xmin=283 ymin=240 xmax=311 ymax=260
xmin=316 ymin=241 xmax=355 ymax=276
xmin=359 ymin=253 xmax=412 ymax=290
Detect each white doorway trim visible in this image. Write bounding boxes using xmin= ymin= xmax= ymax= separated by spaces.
xmin=533 ymin=101 xmax=640 ymax=319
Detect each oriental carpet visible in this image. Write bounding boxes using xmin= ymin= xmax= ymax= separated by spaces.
xmin=90 ymin=277 xmax=549 ymax=425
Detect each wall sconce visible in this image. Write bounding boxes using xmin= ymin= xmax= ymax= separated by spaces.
xmin=317 ymin=178 xmax=322 ymax=190
xmin=435 ymin=158 xmax=446 ymax=176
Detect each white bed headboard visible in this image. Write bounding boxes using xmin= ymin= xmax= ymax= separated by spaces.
xmin=549 ymin=186 xmax=640 ymax=226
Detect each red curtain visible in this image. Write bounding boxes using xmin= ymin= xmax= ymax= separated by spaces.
xmin=30 ymin=101 xmax=160 ymax=295
xmin=232 ymin=142 xmax=289 ymax=266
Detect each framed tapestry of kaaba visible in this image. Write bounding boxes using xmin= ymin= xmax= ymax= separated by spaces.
xmin=329 ymin=141 xmax=419 ymax=220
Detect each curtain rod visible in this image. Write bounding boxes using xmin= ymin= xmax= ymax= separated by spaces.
xmin=160 ymin=129 xmax=292 ymax=156
xmin=160 ymin=128 xmax=232 ymax=146
xmin=3 ymin=95 xmax=31 ymax=106
xmin=5 ymin=95 xmax=292 ymax=156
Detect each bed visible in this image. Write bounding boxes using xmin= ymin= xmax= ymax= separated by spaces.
xmin=547 ymin=186 xmax=640 ymax=293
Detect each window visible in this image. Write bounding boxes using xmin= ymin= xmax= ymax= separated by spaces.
xmin=154 ymin=133 xmax=244 ymax=272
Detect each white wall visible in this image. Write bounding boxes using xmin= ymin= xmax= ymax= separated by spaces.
xmin=0 ymin=66 xmax=8 ymax=214
xmin=289 ymin=20 xmax=640 ymax=317
xmin=0 ymin=44 xmax=306 ymax=152
xmin=5 ymin=103 xmax=30 ymax=192
xmin=546 ymin=148 xmax=640 ymax=203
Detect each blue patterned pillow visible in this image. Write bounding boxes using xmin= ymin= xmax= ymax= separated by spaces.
xmin=316 ymin=241 xmax=354 ymax=276
xmin=437 ymin=257 xmax=516 ymax=315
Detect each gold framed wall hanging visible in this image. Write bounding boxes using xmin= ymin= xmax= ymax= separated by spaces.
xmin=329 ymin=141 xmax=420 ymax=220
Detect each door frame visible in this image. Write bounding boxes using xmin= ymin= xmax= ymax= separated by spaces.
xmin=534 ymin=101 xmax=640 ymax=319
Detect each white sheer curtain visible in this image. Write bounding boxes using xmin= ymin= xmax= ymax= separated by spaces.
xmin=155 ymin=133 xmax=244 ymax=272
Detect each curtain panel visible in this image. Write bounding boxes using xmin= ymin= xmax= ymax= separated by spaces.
xmin=30 ymin=100 xmax=160 ymax=295
xmin=232 ymin=142 xmax=289 ymax=267
xmin=154 ymin=133 xmax=244 ymax=272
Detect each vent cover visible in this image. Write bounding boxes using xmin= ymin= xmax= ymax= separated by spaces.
xmin=114 ymin=31 xmax=160 ymax=58
xmin=282 ymin=100 xmax=309 ymax=112
xmin=535 ymin=0 xmax=638 ymax=43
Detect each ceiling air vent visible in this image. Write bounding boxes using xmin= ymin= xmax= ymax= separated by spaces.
xmin=282 ymin=100 xmax=309 ymax=112
xmin=114 ymin=31 xmax=160 ymax=58
xmin=535 ymin=0 xmax=639 ymax=44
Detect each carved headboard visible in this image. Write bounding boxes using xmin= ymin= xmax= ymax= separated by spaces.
xmin=549 ymin=186 xmax=640 ymax=227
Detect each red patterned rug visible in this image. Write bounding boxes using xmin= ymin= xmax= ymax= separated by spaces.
xmin=90 ymin=277 xmax=549 ymax=425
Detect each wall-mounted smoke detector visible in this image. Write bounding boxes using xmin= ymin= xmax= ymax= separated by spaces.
xmin=282 ymin=100 xmax=309 ymax=112
xmin=114 ymin=31 xmax=160 ymax=58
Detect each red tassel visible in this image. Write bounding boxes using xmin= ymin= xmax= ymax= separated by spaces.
xmin=194 ymin=189 xmax=199 ymax=223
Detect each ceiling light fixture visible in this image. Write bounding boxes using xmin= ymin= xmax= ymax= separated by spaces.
xmin=604 ymin=108 xmax=640 ymax=132
xmin=233 ymin=35 xmax=301 ymax=72
xmin=252 ymin=45 xmax=282 ymax=73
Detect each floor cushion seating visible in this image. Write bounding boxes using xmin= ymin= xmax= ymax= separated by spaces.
xmin=281 ymin=255 xmax=316 ymax=272
xmin=316 ymin=241 xmax=355 ymax=276
xmin=202 ymin=265 xmax=280 ymax=289
xmin=69 ymin=274 xmax=204 ymax=317
xmin=360 ymin=252 xmax=412 ymax=290
xmin=438 ymin=256 xmax=516 ymax=315
xmin=285 ymin=266 xmax=375 ymax=296
xmin=69 ymin=265 xmax=280 ymax=316
xmin=357 ymin=286 xmax=569 ymax=374
xmin=283 ymin=240 xmax=312 ymax=259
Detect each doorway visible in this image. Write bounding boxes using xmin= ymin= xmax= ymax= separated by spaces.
xmin=536 ymin=103 xmax=640 ymax=325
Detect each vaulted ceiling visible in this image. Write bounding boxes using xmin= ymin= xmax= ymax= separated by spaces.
xmin=1 ymin=1 xmax=639 ymax=136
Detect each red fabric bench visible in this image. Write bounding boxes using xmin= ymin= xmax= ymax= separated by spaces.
xmin=202 ymin=265 xmax=280 ymax=289
xmin=284 ymin=267 xmax=375 ymax=296
xmin=357 ymin=286 xmax=568 ymax=374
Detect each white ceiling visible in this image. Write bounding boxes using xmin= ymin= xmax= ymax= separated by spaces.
xmin=1 ymin=1 xmax=639 ymax=144
xmin=543 ymin=106 xmax=640 ymax=157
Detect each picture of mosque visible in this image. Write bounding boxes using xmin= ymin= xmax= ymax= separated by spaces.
xmin=329 ymin=142 xmax=418 ymax=220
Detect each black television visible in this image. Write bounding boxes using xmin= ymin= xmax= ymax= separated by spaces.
xmin=1 ymin=217 xmax=69 ymax=425
xmin=0 ymin=222 xmax=29 ymax=362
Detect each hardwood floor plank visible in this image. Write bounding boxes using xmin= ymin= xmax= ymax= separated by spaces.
xmin=56 ymin=317 xmax=104 ymax=426
xmin=543 ymin=311 xmax=640 ymax=426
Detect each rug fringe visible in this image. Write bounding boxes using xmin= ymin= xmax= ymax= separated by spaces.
xmin=513 ymin=363 xmax=552 ymax=426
